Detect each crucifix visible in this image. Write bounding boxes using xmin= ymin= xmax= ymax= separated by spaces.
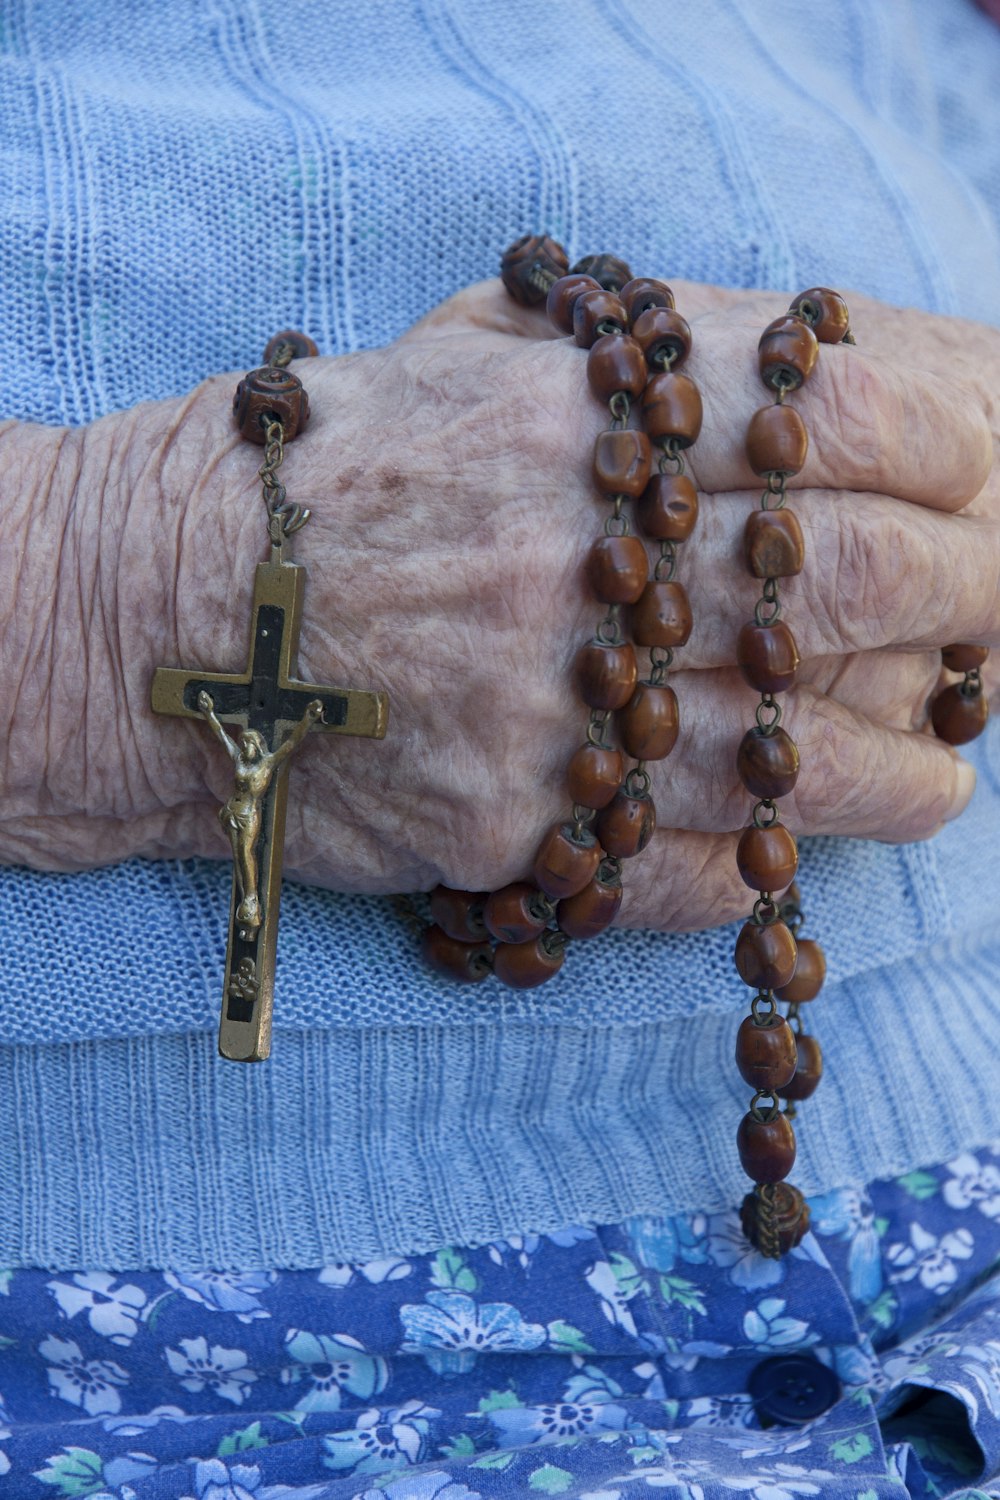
xmin=152 ymin=559 xmax=388 ymax=1062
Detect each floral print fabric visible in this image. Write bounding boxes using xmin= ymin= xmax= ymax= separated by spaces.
xmin=2 ymin=1148 xmax=1000 ymax=1499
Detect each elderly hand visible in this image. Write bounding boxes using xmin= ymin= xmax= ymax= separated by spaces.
xmin=1 ymin=278 xmax=996 ymax=932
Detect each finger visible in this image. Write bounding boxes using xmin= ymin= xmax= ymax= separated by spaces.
xmin=398 ymin=279 xmax=557 ymax=345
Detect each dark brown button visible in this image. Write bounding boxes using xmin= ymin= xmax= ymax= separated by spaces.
xmin=576 ymin=639 xmax=638 ymax=710
xmin=558 ymin=862 xmax=624 ymax=939
xmin=532 ymin=823 xmax=603 ymax=901
xmin=500 ymin=233 xmax=569 ymax=306
xmin=585 ymin=535 xmax=648 ymax=604
xmin=931 ymin=683 xmax=989 ymax=745
xmin=744 ymin=509 xmax=805 ymax=579
xmin=620 ymin=277 xmax=675 ymax=322
xmin=587 ymin=334 xmax=648 ymax=400
xmin=737 ymin=727 xmax=800 ymax=799
xmin=942 ymin=643 xmax=989 ymax=672
xmin=736 ymin=1014 xmax=798 ymax=1090
xmin=483 ymin=882 xmax=552 ymax=944
xmin=596 ymin=790 xmax=656 ymax=858
xmin=619 ymin=683 xmax=679 ymax=761
xmin=567 ymin=743 xmax=624 ymax=809
xmin=421 ymin=925 xmax=493 ymax=983
xmin=737 ymin=1110 xmax=797 ymax=1183
xmin=593 ymin=429 xmax=652 ymax=497
xmin=492 ymin=932 xmax=567 ymax=988
xmin=735 ymin=919 xmax=798 ymax=990
xmin=631 ymin=307 xmax=692 ymax=371
xmin=636 ymin=472 xmax=699 ymax=541
xmin=574 ymin=288 xmax=628 ymax=347
xmin=546 ymin=273 xmax=601 ymax=334
xmin=233 ymin=367 xmax=310 ymax=443
xmin=642 ymin=371 xmax=703 ymax=445
xmin=736 ymin=823 xmax=799 ymax=892
xmin=746 ymin=404 xmax=809 ymax=477
xmin=775 ymin=938 xmax=826 ymax=1002
xmin=788 ymin=287 xmax=851 ymax=344
xmin=631 ymin=580 xmax=693 ymax=648
xmin=737 ymin=622 xmax=801 ymax=694
xmin=778 ymin=1033 xmax=823 ymax=1102
xmin=429 ymin=886 xmax=489 ymax=942
xmin=758 ymin=316 xmax=819 ymax=392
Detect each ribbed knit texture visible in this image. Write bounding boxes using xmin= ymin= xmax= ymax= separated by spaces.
xmin=1 ymin=0 xmax=999 ymax=1266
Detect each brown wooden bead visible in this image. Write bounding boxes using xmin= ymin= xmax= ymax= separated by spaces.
xmin=421 ymin=924 xmax=493 ymax=983
xmin=546 ymin=273 xmax=601 ymax=334
xmin=737 ymin=727 xmax=800 ymax=799
xmin=501 ymin=233 xmax=569 ymax=306
xmin=532 ymin=823 xmax=602 ymax=901
xmin=558 ymin=861 xmax=624 ymax=939
xmin=587 ymin=334 xmax=648 ymax=400
xmin=775 ymin=938 xmax=826 ymax=1003
xmin=740 ymin=1182 xmax=811 ymax=1255
xmin=620 ymin=277 xmax=675 ymax=322
xmin=619 ymin=683 xmax=679 ymax=761
xmin=574 ymin=288 xmax=627 ymax=347
xmin=636 ymin=472 xmax=699 ymax=541
xmin=483 ymin=882 xmax=552 ymax=945
xmin=744 ymin=509 xmax=805 ymax=578
xmin=631 ymin=307 xmax=692 ymax=371
xmin=737 ymin=823 xmax=799 ymax=892
xmin=642 ymin=371 xmax=703 ymax=445
xmin=233 ymin=367 xmax=310 ymax=443
xmin=758 ymin=315 xmax=819 ymax=392
xmin=571 ymin=252 xmax=632 ymax=293
xmin=789 ymin=287 xmax=851 ymax=344
xmin=567 ymin=743 xmax=624 ymax=809
xmin=735 ymin=918 xmax=797 ymax=990
xmin=593 ymin=429 xmax=652 ymax=497
xmin=931 ymin=682 xmax=989 ymax=745
xmin=631 ymin=580 xmax=693 ymax=648
xmin=778 ymin=1033 xmax=823 ymax=1102
xmin=737 ymin=1110 xmax=797 ymax=1183
xmin=746 ymin=404 xmax=809 ymax=477
xmin=737 ymin=621 xmax=801 ymax=694
xmin=263 ymin=330 xmax=319 ymax=362
xmin=492 ymin=932 xmax=566 ymax=988
xmin=575 ymin=639 xmax=638 ymax=710
xmin=596 ymin=789 xmax=656 ymax=858
xmin=429 ymin=886 xmax=489 ymax=942
xmin=736 ymin=1014 xmax=798 ymax=1090
xmin=585 ymin=535 xmax=648 ymax=604
xmin=942 ymin=643 xmax=989 ymax=672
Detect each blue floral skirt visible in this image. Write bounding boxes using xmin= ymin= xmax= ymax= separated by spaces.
xmin=2 ymin=1146 xmax=1000 ymax=1500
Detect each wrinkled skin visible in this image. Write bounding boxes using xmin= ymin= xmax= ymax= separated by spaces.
xmin=0 ymin=279 xmax=997 ymax=931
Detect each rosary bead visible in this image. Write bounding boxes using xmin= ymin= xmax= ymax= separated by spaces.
xmin=576 ymin=639 xmax=638 ymax=710
xmin=746 ymin=404 xmax=809 ymax=477
xmin=931 ymin=682 xmax=989 ymax=745
xmin=631 ymin=307 xmax=692 ymax=371
xmin=233 ymin=367 xmax=310 ymax=443
xmin=558 ymin=861 xmax=624 ymax=939
xmin=737 ymin=1110 xmax=797 ymax=1183
xmin=567 ymin=743 xmax=624 ymax=809
xmin=501 ymin=233 xmax=569 ymax=306
xmin=587 ymin=334 xmax=648 ymax=400
xmin=735 ymin=918 xmax=798 ymax=990
xmin=737 ymin=727 xmax=800 ymax=799
xmin=636 ymin=472 xmax=699 ymax=541
xmin=758 ymin=316 xmax=819 ymax=393
xmin=631 ymin=580 xmax=693 ymax=648
xmin=778 ymin=1033 xmax=823 ymax=1102
xmin=593 ymin=429 xmax=652 ymax=497
xmin=789 ymin=287 xmax=851 ymax=344
xmin=546 ymin=273 xmax=601 ymax=334
xmin=483 ymin=882 xmax=551 ymax=944
xmin=736 ymin=823 xmax=799 ymax=892
xmin=492 ymin=932 xmax=566 ymax=988
xmin=429 ymin=886 xmax=489 ymax=942
xmin=737 ymin=621 xmax=801 ymax=694
xmin=775 ymin=937 xmax=826 ymax=1002
xmin=942 ymin=643 xmax=989 ymax=672
xmin=620 ymin=276 xmax=675 ymax=321
xmin=533 ymin=823 xmax=603 ymax=901
xmin=619 ymin=683 xmax=679 ymax=761
xmin=736 ymin=1013 xmax=798 ymax=1091
xmin=744 ymin=509 xmax=805 ymax=578
xmin=740 ymin=1182 xmax=811 ymax=1255
xmin=263 ymin=330 xmax=319 ymax=362
xmin=574 ymin=288 xmax=628 ymax=347
xmin=642 ymin=371 xmax=703 ymax=445
xmin=571 ymin=252 xmax=632 ymax=293
xmin=422 ymin=924 xmax=493 ymax=983
xmin=596 ymin=789 xmax=656 ymax=858
xmin=585 ymin=535 xmax=649 ymax=604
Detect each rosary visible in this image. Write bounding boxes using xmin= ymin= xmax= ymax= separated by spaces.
xmin=151 ymin=240 xmax=989 ymax=1255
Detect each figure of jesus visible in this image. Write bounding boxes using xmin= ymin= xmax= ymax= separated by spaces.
xmin=197 ymin=690 xmax=324 ymax=932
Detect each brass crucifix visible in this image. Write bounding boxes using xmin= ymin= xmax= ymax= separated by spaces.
xmin=152 ymin=560 xmax=388 ymax=1062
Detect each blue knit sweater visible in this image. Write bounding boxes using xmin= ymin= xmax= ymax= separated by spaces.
xmin=1 ymin=0 xmax=999 ymax=1268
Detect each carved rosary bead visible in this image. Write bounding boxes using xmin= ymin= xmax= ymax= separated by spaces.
xmin=931 ymin=682 xmax=989 ymax=744
xmin=422 ymin=924 xmax=493 ymax=983
xmin=233 ymin=366 xmax=310 ymax=443
xmin=736 ymin=823 xmax=799 ymax=892
xmin=942 ymin=643 xmax=989 ymax=672
xmin=587 ymin=333 xmax=648 ymax=400
xmin=546 ymin=272 xmax=601 ymax=333
xmin=737 ymin=726 xmax=800 ymax=799
xmin=576 ymin=639 xmax=638 ymax=710
xmin=501 ymin=233 xmax=570 ymax=305
xmin=774 ymin=937 xmax=826 ymax=1002
xmin=746 ymin=404 xmax=809 ymax=477
xmin=567 ymin=743 xmax=624 ymax=809
xmin=262 ymin=329 xmax=319 ymax=362
xmin=532 ymin=823 xmax=603 ymax=901
xmin=737 ymin=621 xmax=801 ymax=694
xmin=571 ymin=252 xmax=632 ymax=292
xmin=631 ymin=580 xmax=693 ymax=648
xmin=620 ymin=276 xmax=675 ymax=321
xmin=642 ymin=370 xmax=703 ymax=445
xmin=596 ymin=789 xmax=656 ymax=858
xmin=740 ymin=1182 xmax=811 ymax=1255
xmin=483 ymin=882 xmax=552 ymax=945
xmin=429 ymin=886 xmax=489 ymax=942
xmin=558 ymin=861 xmax=624 ymax=939
xmin=788 ymin=287 xmax=851 ymax=344
xmin=735 ymin=917 xmax=798 ymax=990
xmin=593 ymin=429 xmax=652 ymax=496
xmin=737 ymin=1110 xmax=797 ymax=1183
xmin=744 ymin=509 xmax=805 ymax=578
xmin=574 ymin=288 xmax=628 ymax=347
xmin=736 ymin=1013 xmax=798 ymax=1091
xmin=636 ymin=472 xmax=699 ymax=541
xmin=631 ymin=306 xmax=692 ymax=370
xmin=778 ymin=1033 xmax=823 ymax=1102
xmin=492 ymin=932 xmax=567 ymax=987
xmin=585 ymin=535 xmax=649 ymax=604
xmin=619 ymin=683 xmax=679 ymax=761
xmin=758 ymin=315 xmax=819 ymax=392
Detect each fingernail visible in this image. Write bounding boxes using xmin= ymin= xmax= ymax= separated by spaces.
xmin=946 ymin=758 xmax=977 ymax=821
